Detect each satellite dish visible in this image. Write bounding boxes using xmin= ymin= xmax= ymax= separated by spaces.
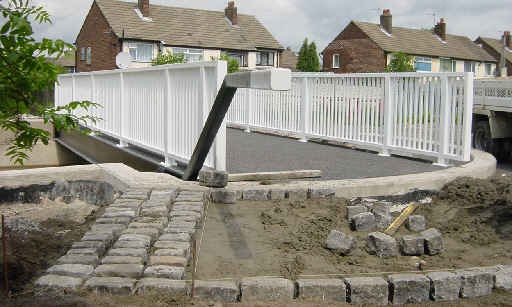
xmin=116 ymin=52 xmax=132 ymax=69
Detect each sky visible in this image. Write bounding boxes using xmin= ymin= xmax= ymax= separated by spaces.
xmin=23 ymin=0 xmax=511 ymax=53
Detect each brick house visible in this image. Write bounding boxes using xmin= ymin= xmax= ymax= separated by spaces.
xmin=321 ymin=10 xmax=497 ymax=78
xmin=75 ymin=0 xmax=284 ymax=72
xmin=475 ymin=32 xmax=512 ymax=76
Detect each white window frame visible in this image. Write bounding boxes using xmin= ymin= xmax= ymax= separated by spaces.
xmin=485 ymin=63 xmax=493 ymax=76
xmin=440 ymin=57 xmax=456 ymax=72
xmin=128 ymin=42 xmax=154 ymax=62
xmin=80 ymin=47 xmax=86 ymax=61
xmin=413 ymin=56 xmax=432 ymax=72
xmin=172 ymin=47 xmax=203 ymax=63
xmin=86 ymin=47 xmax=91 ymax=65
xmin=464 ymin=61 xmax=476 ymax=73
xmin=332 ymin=54 xmax=340 ymax=68
xmin=256 ymin=51 xmax=275 ymax=66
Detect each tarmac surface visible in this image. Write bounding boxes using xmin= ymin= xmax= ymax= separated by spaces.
xmin=226 ymin=128 xmax=445 ymax=180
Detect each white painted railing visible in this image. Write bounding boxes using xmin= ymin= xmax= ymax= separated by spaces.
xmin=55 ymin=61 xmax=228 ymax=170
xmin=227 ymin=72 xmax=474 ymax=164
xmin=474 ymin=80 xmax=512 ymax=112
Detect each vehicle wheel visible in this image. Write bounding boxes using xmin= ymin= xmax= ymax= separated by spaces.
xmin=473 ymin=121 xmax=509 ymax=162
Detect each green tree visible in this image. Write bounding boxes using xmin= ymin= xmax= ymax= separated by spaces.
xmin=307 ymin=41 xmax=320 ymax=72
xmin=297 ymin=38 xmax=320 ymax=72
xmin=212 ymin=53 xmax=239 ymax=73
xmin=385 ymin=52 xmax=416 ymax=72
xmin=151 ymin=51 xmax=185 ymax=66
xmin=0 ymin=0 xmax=98 ymax=165
xmin=296 ymin=38 xmax=309 ymax=72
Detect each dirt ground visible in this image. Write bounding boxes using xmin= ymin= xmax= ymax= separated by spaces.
xmin=196 ymin=176 xmax=512 ymax=280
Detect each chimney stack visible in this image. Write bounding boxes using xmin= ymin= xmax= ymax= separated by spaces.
xmin=138 ymin=0 xmax=150 ymax=17
xmin=434 ymin=18 xmax=447 ymax=41
xmin=380 ymin=9 xmax=392 ymax=34
xmin=505 ymin=31 xmax=512 ymax=49
xmin=225 ymin=1 xmax=238 ymax=25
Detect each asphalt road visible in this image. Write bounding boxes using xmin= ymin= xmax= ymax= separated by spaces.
xmin=226 ymin=128 xmax=445 ymax=180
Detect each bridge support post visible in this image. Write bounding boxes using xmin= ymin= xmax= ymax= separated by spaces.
xmin=379 ymin=75 xmax=393 ymax=157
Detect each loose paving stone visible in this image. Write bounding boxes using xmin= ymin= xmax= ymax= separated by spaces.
xmin=286 ymin=188 xmax=308 ymax=201
xmin=388 ymin=273 xmax=430 ymax=305
xmin=85 ymin=277 xmax=136 ymax=294
xmin=400 ymin=235 xmax=425 ymax=256
xmin=366 ymin=232 xmax=398 ymax=258
xmin=96 ymin=217 xmax=131 ymax=225
xmin=325 ymin=230 xmax=357 ymax=255
xmin=91 ymin=224 xmax=126 ymax=236
xmin=344 ymin=277 xmax=389 ymax=305
xmin=159 ymin=233 xmax=192 ymax=242
xmin=35 ymin=274 xmax=83 ymax=289
xmin=149 ymin=256 xmax=187 ymax=267
xmin=421 ymin=228 xmax=443 ymax=255
xmin=346 ymin=205 xmax=368 ymax=220
xmin=101 ymin=256 xmax=145 ymax=265
xmin=240 ymin=277 xmax=295 ymax=302
xmin=296 ymin=279 xmax=346 ymax=301
xmin=351 ymin=212 xmax=376 ymax=231
xmin=82 ymin=232 xmax=114 ymax=244
xmin=211 ymin=189 xmax=236 ymax=204
xmin=136 ymin=278 xmax=189 ymax=295
xmin=308 ymin=187 xmax=336 ymax=199
xmin=102 ymin=210 xmax=136 ymax=218
xmin=71 ymin=241 xmax=107 ymax=255
xmin=268 ymin=188 xmax=286 ymax=200
xmin=242 ymin=189 xmax=269 ymax=201
xmin=457 ymin=269 xmax=494 ymax=298
xmin=95 ymin=264 xmax=144 ymax=278
xmin=141 ymin=206 xmax=168 ymax=218
xmin=58 ymin=254 xmax=99 ymax=266
xmin=426 ymin=272 xmax=461 ymax=301
xmin=154 ymin=241 xmax=191 ymax=250
xmin=144 ymin=265 xmax=184 ymax=279
xmin=108 ymin=248 xmax=148 ymax=258
xmin=406 ymin=215 xmax=426 ymax=232
xmin=47 ymin=264 xmax=94 ymax=278
xmin=199 ymin=169 xmax=228 ymax=188
xmin=114 ymin=240 xmax=149 ymax=249
xmin=67 ymin=248 xmax=99 ymax=256
xmin=194 ymin=280 xmax=239 ymax=302
xmin=154 ymin=248 xmax=189 ymax=258
xmin=118 ymin=234 xmax=152 ymax=245
xmin=122 ymin=227 xmax=160 ymax=241
xmin=372 ymin=206 xmax=393 ymax=230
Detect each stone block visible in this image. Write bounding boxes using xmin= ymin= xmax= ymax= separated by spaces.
xmin=101 ymin=256 xmax=144 ymax=265
xmin=325 ymin=230 xmax=357 ymax=255
xmin=154 ymin=248 xmax=189 ymax=258
xmin=346 ymin=205 xmax=368 ymax=220
xmin=159 ymin=233 xmax=192 ymax=242
xmin=96 ymin=217 xmax=131 ymax=225
xmin=71 ymin=241 xmax=107 ymax=255
xmin=296 ymin=279 xmax=346 ymax=301
xmin=47 ymin=264 xmax=94 ymax=278
xmin=108 ymin=248 xmax=148 ymax=259
xmin=199 ymin=169 xmax=228 ymax=188
xmin=67 ymin=248 xmax=98 ymax=256
xmin=406 ymin=215 xmax=426 ymax=232
xmin=81 ymin=232 xmax=114 ymax=244
xmin=286 ymin=188 xmax=308 ymax=201
xmin=141 ymin=206 xmax=168 ymax=218
xmin=35 ymin=274 xmax=83 ymax=289
xmin=351 ymin=212 xmax=376 ymax=232
xmin=170 ymin=211 xmax=202 ymax=219
xmin=91 ymin=224 xmax=126 ymax=236
xmin=165 ymin=227 xmax=196 ymax=235
xmin=308 ymin=187 xmax=336 ymax=199
xmin=85 ymin=277 xmax=136 ymax=294
xmin=240 ymin=277 xmax=294 ymax=302
xmin=400 ymin=235 xmax=425 ymax=256
xmin=144 ymin=265 xmax=184 ymax=280
xmin=149 ymin=256 xmax=187 ymax=267
xmin=366 ymin=232 xmax=398 ymax=258
xmin=172 ymin=204 xmax=203 ymax=214
xmin=426 ymin=272 xmax=461 ymax=301
xmin=154 ymin=241 xmax=191 ymax=250
xmin=421 ymin=228 xmax=443 ymax=255
xmin=170 ymin=216 xmax=200 ymax=225
xmin=269 ymin=189 xmax=286 ymax=200
xmin=176 ymin=195 xmax=204 ymax=202
xmin=94 ymin=264 xmax=144 ymax=278
xmin=371 ymin=206 xmax=393 ymax=230
xmin=344 ymin=277 xmax=389 ymax=305
xmin=102 ymin=210 xmax=136 ymax=218
xmin=495 ymin=268 xmax=512 ymax=290
xmin=194 ymin=280 xmax=239 ymax=302
xmin=109 ymin=202 xmax=141 ymax=210
xmin=388 ymin=273 xmax=430 ymax=305
xmin=118 ymin=234 xmax=152 ymax=246
xmin=122 ymin=227 xmax=160 ymax=241
xmin=114 ymin=240 xmax=148 ymax=249
xmin=242 ymin=189 xmax=269 ymax=201
xmin=129 ymin=222 xmax=164 ymax=230
xmin=457 ymin=269 xmax=494 ymax=298
xmin=57 ymin=254 xmax=99 ymax=266
xmin=211 ymin=189 xmax=236 ymax=204
xmin=135 ymin=278 xmax=189 ymax=295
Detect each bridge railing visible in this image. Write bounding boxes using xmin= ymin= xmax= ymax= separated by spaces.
xmin=55 ymin=61 xmax=227 ymax=171
xmin=227 ymin=72 xmax=474 ymax=165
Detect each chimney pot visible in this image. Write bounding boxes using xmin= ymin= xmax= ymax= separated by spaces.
xmin=138 ymin=0 xmax=150 ymax=17
xmin=225 ymin=1 xmax=238 ymax=25
xmin=434 ymin=18 xmax=447 ymax=41
xmin=504 ymin=31 xmax=512 ymax=49
xmin=380 ymin=9 xmax=392 ymax=34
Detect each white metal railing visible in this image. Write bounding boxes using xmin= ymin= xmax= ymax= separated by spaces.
xmin=474 ymin=80 xmax=512 ymax=111
xmin=55 ymin=61 xmax=228 ymax=170
xmin=227 ymin=72 xmax=474 ymax=164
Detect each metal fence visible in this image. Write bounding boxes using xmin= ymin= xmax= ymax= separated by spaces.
xmin=55 ymin=61 xmax=228 ymax=170
xmin=227 ymin=72 xmax=474 ymax=165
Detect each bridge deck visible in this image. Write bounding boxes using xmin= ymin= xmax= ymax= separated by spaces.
xmin=226 ymin=128 xmax=444 ymax=180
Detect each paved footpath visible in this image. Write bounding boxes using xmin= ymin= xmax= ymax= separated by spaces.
xmin=36 ymin=188 xmax=205 ymax=294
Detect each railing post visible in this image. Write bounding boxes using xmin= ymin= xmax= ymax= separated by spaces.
xmin=379 ymin=75 xmax=393 ymax=156
xmin=89 ymin=74 xmax=96 ymax=133
xmin=299 ymin=77 xmax=311 ymax=142
xmin=462 ymin=72 xmax=474 ymax=161
xmin=244 ymin=89 xmax=252 ymax=133
xmin=213 ymin=62 xmax=228 ymax=171
xmin=118 ymin=72 xmax=128 ymax=147
xmin=435 ymin=75 xmax=451 ymax=166
xmin=162 ymin=69 xmax=175 ymax=167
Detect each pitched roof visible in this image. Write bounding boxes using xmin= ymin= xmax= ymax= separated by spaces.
xmin=94 ymin=0 xmax=283 ymax=51
xmin=348 ymin=21 xmax=496 ymax=62
xmin=47 ymin=54 xmax=75 ymax=67
xmin=280 ymin=49 xmax=298 ymax=71
xmin=477 ymin=36 xmax=512 ymax=63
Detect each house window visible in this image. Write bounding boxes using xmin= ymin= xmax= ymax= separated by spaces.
xmin=172 ymin=47 xmax=203 ymax=63
xmin=129 ymin=42 xmax=154 ymax=62
xmin=485 ymin=63 xmax=493 ymax=75
xmin=414 ymin=56 xmax=432 ymax=71
xmin=440 ymin=58 xmax=456 ymax=72
xmin=257 ymin=51 xmax=274 ymax=66
xmin=80 ymin=47 xmax=86 ymax=61
xmin=332 ymin=54 xmax=340 ymax=68
xmin=86 ymin=47 xmax=91 ymax=65
xmin=228 ymin=52 xmax=247 ymax=67
xmin=464 ymin=61 xmax=476 ymax=73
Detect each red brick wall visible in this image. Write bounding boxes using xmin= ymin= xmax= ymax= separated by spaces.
xmin=322 ymin=22 xmax=387 ymax=73
xmin=75 ymin=1 xmax=120 ymax=72
xmin=475 ymin=38 xmax=512 ymax=76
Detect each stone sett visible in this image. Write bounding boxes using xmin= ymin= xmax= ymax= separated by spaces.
xmin=154 ymin=241 xmax=191 ymax=250
xmin=91 ymin=224 xmax=126 ymax=236
xmin=129 ymin=222 xmax=164 ymax=230
xmin=199 ymin=169 xmax=228 ymax=188
xmin=144 ymin=265 xmax=185 ymax=279
xmin=495 ymin=266 xmax=512 ymax=290
xmin=165 ymin=227 xmax=196 ymax=235
xmin=426 ymin=271 xmax=461 ymax=301
xmin=351 ymin=212 xmax=376 ymax=231
xmin=242 ymin=189 xmax=269 ymax=201
xmin=457 ymin=269 xmax=494 ymax=298
xmin=141 ymin=206 xmax=168 ymax=218
xmin=421 ymin=228 xmax=443 ymax=255
xmin=240 ymin=277 xmax=295 ymax=302
xmin=296 ymin=279 xmax=346 ymax=301
xmin=35 ymin=274 xmax=83 ymax=289
xmin=94 ymin=264 xmax=144 ymax=278
xmin=325 ymin=230 xmax=356 ymax=255
xmin=344 ymin=277 xmax=389 ymax=305
xmin=388 ymin=273 xmax=430 ymax=305
xmin=102 ymin=210 xmax=136 ymax=218
xmin=118 ymin=234 xmax=151 ymax=245
xmin=194 ymin=280 xmax=240 ymax=302
xmin=406 ymin=215 xmax=426 ymax=232
xmin=67 ymin=248 xmax=99 ymax=256
xmin=135 ymin=278 xmax=189 ymax=295
xmin=286 ymin=188 xmax=308 ymax=201
xmin=71 ymin=241 xmax=107 ymax=255
xmin=366 ymin=232 xmax=398 ymax=258
xmin=400 ymin=235 xmax=425 ymax=256
xmin=159 ymin=233 xmax=192 ymax=242
xmin=122 ymin=227 xmax=160 ymax=241
xmin=101 ymin=256 xmax=144 ymax=265
xmin=47 ymin=264 xmax=94 ymax=278
xmin=371 ymin=206 xmax=393 ymax=230
xmin=173 ymin=204 xmax=204 ymax=214
xmin=346 ymin=205 xmax=368 ymax=220
xmin=96 ymin=217 xmax=131 ymax=225
xmin=170 ymin=211 xmax=202 ymax=219
xmin=114 ymin=240 xmax=149 ymax=249
xmin=211 ymin=189 xmax=236 ymax=204
xmin=81 ymin=232 xmax=114 ymax=244
xmin=269 ymin=188 xmax=286 ymax=200
xmin=154 ymin=248 xmax=189 ymax=258
xmin=85 ymin=277 xmax=136 ymax=294
xmin=108 ymin=248 xmax=148 ymax=259
xmin=149 ymin=256 xmax=187 ymax=267
xmin=58 ymin=254 xmax=99 ymax=266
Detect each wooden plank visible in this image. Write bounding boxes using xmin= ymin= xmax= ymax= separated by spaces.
xmin=384 ymin=202 xmax=420 ymax=236
xmin=228 ymin=170 xmax=322 ymax=182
